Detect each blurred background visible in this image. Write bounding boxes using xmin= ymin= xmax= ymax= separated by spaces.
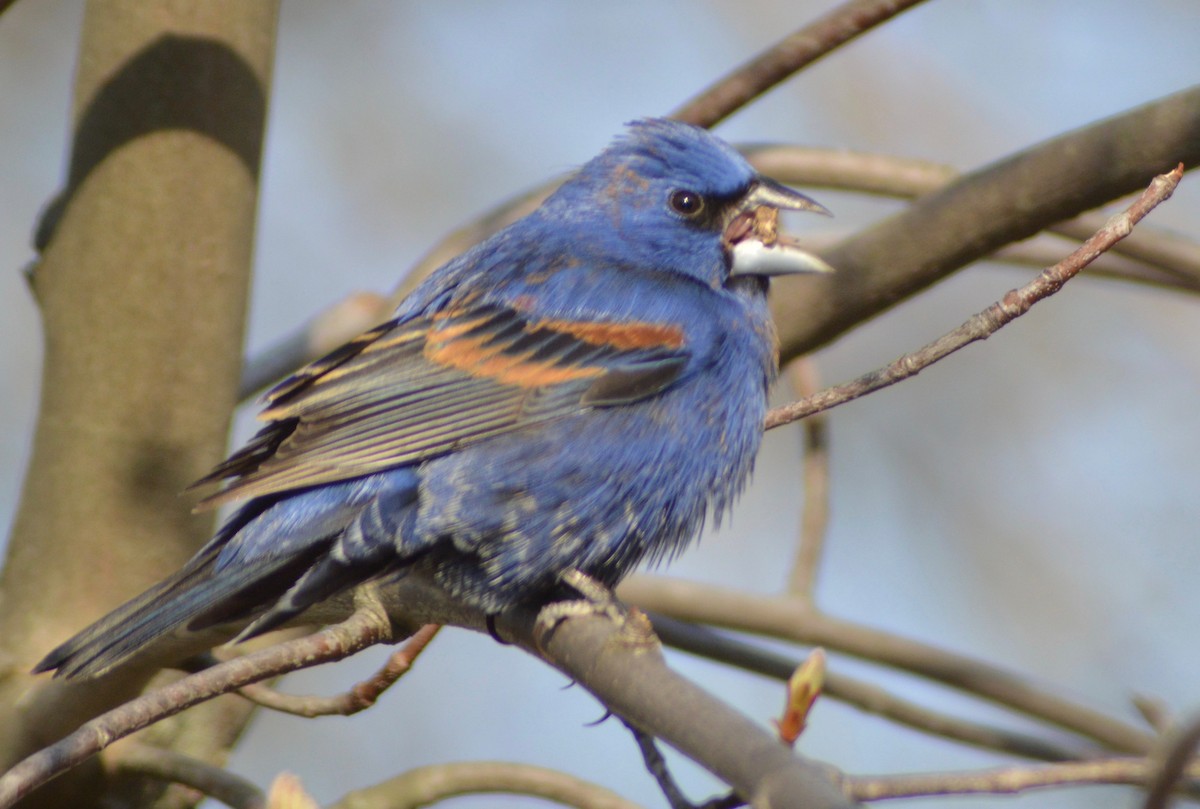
xmin=2 ymin=2 xmax=1198 ymax=807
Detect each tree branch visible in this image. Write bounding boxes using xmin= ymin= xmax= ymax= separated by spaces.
xmin=648 ymin=613 xmax=1089 ymax=764
xmin=3 ymin=582 xmax=856 ymax=809
xmin=328 ymin=761 xmax=643 ymax=809
xmin=746 ymin=146 xmax=1200 ymax=290
xmin=234 ymin=623 xmax=440 ymax=718
xmin=620 ymin=576 xmax=1155 ymax=755
xmin=844 ymin=757 xmax=1200 ymax=802
xmin=494 ymin=608 xmax=858 ymax=809
xmin=766 ymin=163 xmax=1184 ymax=428
xmin=785 ymin=359 xmax=831 ymax=602
xmin=773 ymin=86 xmax=1200 ymax=360
xmin=0 ymin=609 xmax=394 ymax=808
xmin=1141 ymin=711 xmax=1200 ymax=809
xmin=108 ymin=744 xmax=264 ymax=809
xmin=671 ymin=0 xmax=929 ymax=128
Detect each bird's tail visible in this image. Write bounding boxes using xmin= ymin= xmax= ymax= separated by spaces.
xmin=33 ymin=521 xmax=331 ymax=680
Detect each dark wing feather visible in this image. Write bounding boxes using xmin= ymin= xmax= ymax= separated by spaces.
xmin=194 ymin=303 xmax=689 ymax=508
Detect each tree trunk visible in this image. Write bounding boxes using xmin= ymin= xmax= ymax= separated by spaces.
xmin=0 ymin=1 xmax=278 ymax=806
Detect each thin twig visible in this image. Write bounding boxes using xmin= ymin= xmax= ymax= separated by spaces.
xmin=0 ymin=610 xmax=395 ymax=808
xmin=327 ymin=761 xmax=643 ymax=809
xmin=1133 ymin=694 xmax=1174 ymax=734
xmin=237 ymin=623 xmax=440 ymax=717
xmin=990 ymin=237 xmax=1200 ymax=294
xmin=671 ymin=0 xmax=929 ymax=128
xmin=743 ymin=146 xmax=956 ymax=198
xmin=1142 ymin=711 xmax=1200 ymax=809
xmin=108 ymin=743 xmax=265 ymax=809
xmin=785 ymin=359 xmax=831 ymax=601
xmin=813 ymin=229 xmax=1200 ymax=293
xmin=621 ymin=576 xmax=1156 ymax=756
xmin=765 ymin=164 xmax=1185 ymax=430
xmin=844 ymin=757 xmax=1200 ymax=802
xmin=1051 ymin=213 xmax=1200 ymax=286
xmin=647 ymin=613 xmax=1088 ymax=763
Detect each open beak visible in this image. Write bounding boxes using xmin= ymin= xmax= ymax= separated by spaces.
xmin=725 ymin=177 xmax=834 ymax=278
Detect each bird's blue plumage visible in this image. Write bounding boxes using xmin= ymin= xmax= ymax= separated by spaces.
xmin=35 ymin=118 xmax=829 ymax=678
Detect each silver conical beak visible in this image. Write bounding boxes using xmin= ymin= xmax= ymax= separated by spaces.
xmin=743 ymin=176 xmax=832 ymax=217
xmin=726 ymin=177 xmax=834 ymax=278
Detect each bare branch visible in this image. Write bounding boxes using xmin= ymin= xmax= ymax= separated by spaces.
xmin=328 ymin=761 xmax=644 ymax=809
xmin=621 ymin=577 xmax=1155 ymax=755
xmin=1049 ymin=214 xmax=1200 ymax=287
xmin=785 ymin=359 xmax=830 ymax=601
xmin=648 ymin=613 xmax=1089 ymax=763
xmin=1142 ymin=711 xmax=1200 ymax=809
xmin=989 ymin=237 xmax=1200 ymax=295
xmin=774 ymin=88 xmax=1200 ymax=360
xmin=844 ymin=757 xmax=1200 ymax=802
xmin=748 ymin=146 xmax=1200 ymax=289
xmin=236 ymin=624 xmax=440 ymax=718
xmin=671 ymin=0 xmax=929 ymax=128
xmin=0 ymin=610 xmax=396 ymax=808
xmin=494 ymin=607 xmax=856 ymax=809
xmin=1134 ymin=695 xmax=1175 ymax=735
xmin=108 ymin=743 xmax=264 ymax=809
xmin=766 ymin=164 xmax=1185 ymax=429
xmin=5 ymin=571 xmax=856 ymax=809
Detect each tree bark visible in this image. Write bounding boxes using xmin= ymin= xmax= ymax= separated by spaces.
xmin=0 ymin=2 xmax=278 ymax=806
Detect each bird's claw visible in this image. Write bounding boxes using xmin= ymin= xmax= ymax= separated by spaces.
xmin=535 ymin=569 xmax=627 ymax=642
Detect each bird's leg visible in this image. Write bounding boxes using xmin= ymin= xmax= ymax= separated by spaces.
xmin=561 ymin=568 xmax=621 ymax=608
xmin=535 ymin=568 xmax=627 ymax=637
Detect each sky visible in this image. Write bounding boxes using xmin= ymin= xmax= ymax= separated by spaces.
xmin=2 ymin=2 xmax=1199 ymax=808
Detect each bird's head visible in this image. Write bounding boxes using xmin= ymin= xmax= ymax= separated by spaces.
xmin=540 ymin=118 xmax=832 ymax=289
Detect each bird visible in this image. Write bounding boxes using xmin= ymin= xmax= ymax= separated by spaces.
xmin=35 ymin=118 xmax=831 ymax=679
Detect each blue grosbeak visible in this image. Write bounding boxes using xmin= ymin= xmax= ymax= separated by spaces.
xmin=37 ymin=118 xmax=830 ymax=678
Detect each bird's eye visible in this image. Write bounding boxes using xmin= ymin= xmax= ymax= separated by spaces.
xmin=669 ymin=189 xmax=705 ymax=217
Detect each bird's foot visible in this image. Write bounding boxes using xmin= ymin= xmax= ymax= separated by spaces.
xmin=535 ymin=569 xmax=626 ymax=639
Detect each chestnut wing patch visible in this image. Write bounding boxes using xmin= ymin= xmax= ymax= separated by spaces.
xmin=193 ymin=304 xmax=689 ymax=508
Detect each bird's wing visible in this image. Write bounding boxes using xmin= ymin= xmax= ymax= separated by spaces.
xmin=193 ymin=301 xmax=690 ymax=508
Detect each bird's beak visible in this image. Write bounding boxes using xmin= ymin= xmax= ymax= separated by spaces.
xmin=725 ymin=177 xmax=834 ymax=278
